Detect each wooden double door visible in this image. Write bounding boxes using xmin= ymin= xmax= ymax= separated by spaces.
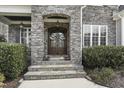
xmin=48 ymin=27 xmax=67 ymax=55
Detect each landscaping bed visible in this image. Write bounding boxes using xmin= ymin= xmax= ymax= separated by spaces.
xmin=0 ymin=42 xmax=28 ymax=88
xmin=85 ymin=68 xmax=124 ymax=88
xmin=82 ymin=46 xmax=124 ymax=88
xmin=3 ymin=76 xmax=21 ymax=88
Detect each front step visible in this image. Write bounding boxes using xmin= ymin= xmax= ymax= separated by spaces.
xmin=32 ymin=60 xmax=72 ymax=65
xmin=24 ymin=63 xmax=86 ymax=80
xmin=24 ymin=59 xmax=86 ymax=80
xmin=28 ymin=64 xmax=84 ymax=71
xmin=24 ymin=71 xmax=86 ymax=80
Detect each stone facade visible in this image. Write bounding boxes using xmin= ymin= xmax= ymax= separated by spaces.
xmin=31 ymin=5 xmax=82 ymax=64
xmin=9 ymin=25 xmax=20 ymax=43
xmin=0 ymin=22 xmax=8 ymax=41
xmin=116 ymin=19 xmax=121 ymax=45
xmin=82 ymin=5 xmax=118 ymax=45
xmin=0 ymin=5 xmax=121 ymax=65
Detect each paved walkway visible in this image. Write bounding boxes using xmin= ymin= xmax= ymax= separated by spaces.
xmin=18 ymin=78 xmax=106 ymax=88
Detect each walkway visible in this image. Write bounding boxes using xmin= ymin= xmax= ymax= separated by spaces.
xmin=18 ymin=78 xmax=106 ymax=88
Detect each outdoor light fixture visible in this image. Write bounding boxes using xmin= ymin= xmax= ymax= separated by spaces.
xmin=56 ymin=20 xmax=60 ymax=27
xmin=20 ymin=21 xmax=24 ymax=29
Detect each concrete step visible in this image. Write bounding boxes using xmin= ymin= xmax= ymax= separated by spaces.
xmin=32 ymin=60 xmax=72 ymax=65
xmin=24 ymin=71 xmax=86 ymax=80
xmin=28 ymin=64 xmax=84 ymax=71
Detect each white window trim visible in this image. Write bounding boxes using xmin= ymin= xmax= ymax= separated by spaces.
xmin=82 ymin=25 xmax=84 ymax=47
xmin=0 ymin=22 xmax=2 ymax=34
xmin=20 ymin=27 xmax=31 ymax=46
xmin=90 ymin=25 xmax=92 ymax=46
xmin=0 ymin=22 xmax=9 ymax=42
xmin=98 ymin=26 xmax=101 ymax=46
xmin=26 ymin=28 xmax=29 ymax=46
xmin=83 ymin=24 xmax=108 ymax=47
xmin=106 ymin=26 xmax=108 ymax=45
xmin=20 ymin=28 xmax=22 ymax=44
xmin=116 ymin=20 xmax=117 ymax=46
xmin=6 ymin=25 xmax=9 ymax=42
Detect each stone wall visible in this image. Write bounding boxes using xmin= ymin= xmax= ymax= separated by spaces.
xmin=82 ymin=5 xmax=118 ymax=45
xmin=0 ymin=21 xmax=8 ymax=41
xmin=0 ymin=21 xmax=20 ymax=43
xmin=9 ymin=25 xmax=20 ymax=43
xmin=116 ymin=19 xmax=121 ymax=46
xmin=31 ymin=5 xmax=82 ymax=64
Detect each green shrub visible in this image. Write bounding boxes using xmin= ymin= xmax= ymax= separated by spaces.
xmin=0 ymin=43 xmax=27 ymax=80
xmin=0 ymin=73 xmax=5 ymax=82
xmin=82 ymin=46 xmax=124 ymax=69
xmin=88 ymin=67 xmax=115 ymax=85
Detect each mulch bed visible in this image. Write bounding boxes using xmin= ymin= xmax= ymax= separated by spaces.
xmin=87 ymin=71 xmax=124 ymax=88
xmin=2 ymin=69 xmax=28 ymax=88
xmin=2 ymin=77 xmax=22 ymax=88
xmin=108 ymin=71 xmax=124 ymax=88
xmin=84 ymin=67 xmax=124 ymax=88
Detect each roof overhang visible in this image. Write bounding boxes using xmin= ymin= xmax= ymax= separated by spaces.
xmin=0 ymin=5 xmax=31 ymax=25
xmin=0 ymin=5 xmax=31 ymax=16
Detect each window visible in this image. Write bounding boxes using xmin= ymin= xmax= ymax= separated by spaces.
xmin=92 ymin=25 xmax=99 ymax=46
xmin=84 ymin=25 xmax=91 ymax=47
xmin=0 ymin=22 xmax=9 ymax=42
xmin=100 ymin=26 xmax=107 ymax=45
xmin=20 ymin=27 xmax=31 ymax=47
xmin=50 ymin=32 xmax=65 ymax=48
xmin=83 ymin=25 xmax=108 ymax=47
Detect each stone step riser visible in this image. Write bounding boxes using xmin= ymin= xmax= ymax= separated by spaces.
xmin=32 ymin=61 xmax=72 ymax=65
xmin=24 ymin=62 xmax=86 ymax=80
xmin=32 ymin=63 xmax=73 ymax=65
xmin=28 ymin=67 xmax=84 ymax=71
xmin=24 ymin=74 xmax=85 ymax=80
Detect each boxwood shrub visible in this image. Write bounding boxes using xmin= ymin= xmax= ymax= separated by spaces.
xmin=82 ymin=46 xmax=124 ymax=69
xmin=0 ymin=43 xmax=27 ymax=80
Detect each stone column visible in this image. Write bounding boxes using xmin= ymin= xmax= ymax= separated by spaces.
xmin=31 ymin=7 xmax=45 ymax=65
xmin=121 ymin=17 xmax=124 ymax=46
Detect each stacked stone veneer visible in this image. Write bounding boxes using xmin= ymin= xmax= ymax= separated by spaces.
xmin=0 ymin=22 xmax=20 ymax=43
xmin=0 ymin=22 xmax=8 ymax=41
xmin=9 ymin=25 xmax=20 ymax=43
xmin=82 ymin=5 xmax=118 ymax=45
xmin=31 ymin=5 xmax=82 ymax=64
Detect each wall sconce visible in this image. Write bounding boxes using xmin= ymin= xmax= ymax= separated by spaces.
xmin=56 ymin=20 xmax=60 ymax=27
xmin=20 ymin=21 xmax=24 ymax=29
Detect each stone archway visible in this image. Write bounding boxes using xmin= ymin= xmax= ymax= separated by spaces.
xmin=43 ymin=14 xmax=70 ymax=58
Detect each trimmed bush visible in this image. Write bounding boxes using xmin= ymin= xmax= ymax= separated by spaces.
xmin=0 ymin=43 xmax=27 ymax=80
xmin=0 ymin=73 xmax=5 ymax=82
xmin=87 ymin=67 xmax=115 ymax=85
xmin=82 ymin=46 xmax=124 ymax=69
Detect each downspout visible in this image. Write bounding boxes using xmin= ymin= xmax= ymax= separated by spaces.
xmin=118 ymin=14 xmax=124 ymax=46
xmin=81 ymin=5 xmax=87 ymax=64
xmin=81 ymin=5 xmax=87 ymax=49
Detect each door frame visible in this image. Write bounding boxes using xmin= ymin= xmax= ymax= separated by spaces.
xmin=48 ymin=27 xmax=68 ymax=55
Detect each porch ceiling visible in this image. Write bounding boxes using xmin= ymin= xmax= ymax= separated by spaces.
xmin=0 ymin=5 xmax=31 ymax=25
xmin=1 ymin=15 xmax=31 ymax=25
xmin=4 ymin=16 xmax=31 ymax=21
